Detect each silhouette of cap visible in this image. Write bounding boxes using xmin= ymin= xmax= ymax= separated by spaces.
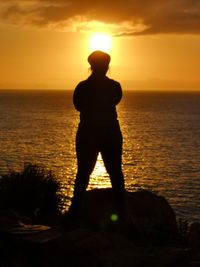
xmin=88 ymin=50 xmax=111 ymax=66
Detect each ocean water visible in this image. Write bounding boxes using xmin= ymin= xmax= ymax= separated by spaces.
xmin=0 ymin=89 xmax=200 ymax=222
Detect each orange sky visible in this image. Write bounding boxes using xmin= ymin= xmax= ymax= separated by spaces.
xmin=0 ymin=0 xmax=200 ymax=90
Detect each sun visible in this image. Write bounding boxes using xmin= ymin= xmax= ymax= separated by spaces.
xmin=89 ymin=33 xmax=112 ymax=53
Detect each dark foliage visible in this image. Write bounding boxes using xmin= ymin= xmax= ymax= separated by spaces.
xmin=0 ymin=163 xmax=60 ymax=224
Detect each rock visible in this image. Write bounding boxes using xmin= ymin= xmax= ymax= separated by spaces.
xmin=77 ymin=188 xmax=178 ymax=244
xmin=188 ymin=222 xmax=200 ymax=248
xmin=0 ymin=210 xmax=31 ymax=229
xmin=126 ymin=189 xmax=178 ymax=243
xmin=74 ymin=231 xmax=134 ymax=253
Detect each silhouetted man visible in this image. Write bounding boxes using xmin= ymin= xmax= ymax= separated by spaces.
xmin=70 ymin=50 xmax=125 ymax=218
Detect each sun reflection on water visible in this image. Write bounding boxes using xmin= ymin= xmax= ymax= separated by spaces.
xmin=89 ymin=154 xmax=112 ymax=189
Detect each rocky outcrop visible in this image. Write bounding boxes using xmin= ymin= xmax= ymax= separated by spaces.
xmin=77 ymin=188 xmax=178 ymax=244
xmin=0 ymin=188 xmax=199 ymax=267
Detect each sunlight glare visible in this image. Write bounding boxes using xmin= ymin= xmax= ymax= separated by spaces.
xmin=92 ymin=154 xmax=107 ymax=178
xmin=89 ymin=154 xmax=112 ymax=189
xmin=89 ymin=33 xmax=112 ymax=53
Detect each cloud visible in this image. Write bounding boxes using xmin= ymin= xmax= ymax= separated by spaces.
xmin=0 ymin=0 xmax=200 ymax=35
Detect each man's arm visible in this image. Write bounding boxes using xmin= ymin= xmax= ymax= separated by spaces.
xmin=114 ymin=81 xmax=122 ymax=105
xmin=73 ymin=82 xmax=84 ymax=111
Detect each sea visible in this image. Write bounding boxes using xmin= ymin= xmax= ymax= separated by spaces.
xmin=0 ymin=89 xmax=200 ymax=223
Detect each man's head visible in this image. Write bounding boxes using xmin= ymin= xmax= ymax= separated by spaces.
xmin=88 ymin=50 xmax=110 ymax=75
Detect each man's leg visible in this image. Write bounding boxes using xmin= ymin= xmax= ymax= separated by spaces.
xmin=101 ymin=138 xmax=125 ymax=219
xmin=69 ymin=134 xmax=98 ymax=216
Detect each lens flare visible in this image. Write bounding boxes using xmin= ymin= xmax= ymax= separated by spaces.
xmin=110 ymin=213 xmax=118 ymax=222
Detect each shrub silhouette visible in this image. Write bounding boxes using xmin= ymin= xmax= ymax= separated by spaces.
xmin=0 ymin=163 xmax=60 ymax=223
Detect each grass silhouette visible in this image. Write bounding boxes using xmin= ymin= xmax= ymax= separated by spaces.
xmin=0 ymin=163 xmax=60 ymax=224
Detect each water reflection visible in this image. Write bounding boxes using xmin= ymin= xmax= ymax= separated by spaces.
xmin=89 ymin=154 xmax=111 ymax=189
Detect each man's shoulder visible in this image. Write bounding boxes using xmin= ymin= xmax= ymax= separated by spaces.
xmin=106 ymin=77 xmax=121 ymax=88
xmin=76 ymin=77 xmax=121 ymax=89
xmin=75 ymin=80 xmax=88 ymax=90
xmin=105 ymin=76 xmax=119 ymax=84
xmin=77 ymin=79 xmax=88 ymax=86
